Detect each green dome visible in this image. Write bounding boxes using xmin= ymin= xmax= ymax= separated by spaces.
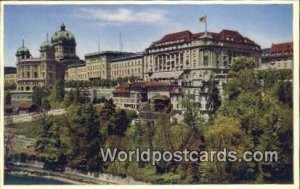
xmin=40 ymin=40 xmax=53 ymax=51
xmin=51 ymin=24 xmax=76 ymax=44
xmin=16 ymin=46 xmax=30 ymax=56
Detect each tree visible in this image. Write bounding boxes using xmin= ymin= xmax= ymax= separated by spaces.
xmin=200 ymin=116 xmax=254 ymax=183
xmin=215 ymin=60 xmax=293 ymax=183
xmin=108 ymin=110 xmax=130 ymax=136
xmin=181 ymin=94 xmax=203 ymax=131
xmin=83 ymin=104 xmax=103 ymax=172
xmin=74 ymin=87 xmax=90 ymax=104
xmin=92 ymin=89 xmax=98 ymax=104
xmin=206 ymin=78 xmax=221 ymax=116
xmin=32 ymin=87 xmax=46 ymax=106
xmin=36 ymin=104 xmax=104 ymax=173
xmin=4 ymin=91 xmax=11 ymax=105
xmin=99 ymin=99 xmax=116 ymax=123
xmin=36 ymin=115 xmax=72 ymax=170
xmin=273 ymin=81 xmax=293 ymax=108
xmin=125 ymin=109 xmax=138 ymax=121
xmin=4 ymin=82 xmax=16 ymax=91
xmin=64 ymin=89 xmax=75 ymax=107
xmin=55 ymin=80 xmax=65 ymax=102
xmin=152 ymin=113 xmax=176 ymax=174
xmin=41 ymin=98 xmax=51 ymax=111
xmin=229 ymin=56 xmax=255 ymax=73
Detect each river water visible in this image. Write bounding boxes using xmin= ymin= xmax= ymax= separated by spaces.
xmin=4 ymin=173 xmax=73 ymax=185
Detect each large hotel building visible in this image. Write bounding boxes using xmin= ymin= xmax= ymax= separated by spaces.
xmin=4 ymin=23 xmax=292 ymax=117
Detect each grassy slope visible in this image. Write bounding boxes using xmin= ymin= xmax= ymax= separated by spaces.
xmin=5 ymin=120 xmax=43 ymax=138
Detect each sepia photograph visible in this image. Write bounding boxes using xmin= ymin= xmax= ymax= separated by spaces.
xmin=1 ymin=1 xmax=298 ymax=187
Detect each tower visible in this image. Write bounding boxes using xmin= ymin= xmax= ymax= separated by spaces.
xmin=51 ymin=23 xmax=77 ymax=61
xmin=15 ymin=40 xmax=31 ymax=62
xmin=40 ymin=33 xmax=54 ymax=60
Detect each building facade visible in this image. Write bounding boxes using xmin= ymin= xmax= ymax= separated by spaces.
xmin=5 ymin=74 xmax=17 ymax=85
xmin=65 ymin=51 xmax=143 ymax=82
xmin=110 ymin=53 xmax=144 ymax=80
xmin=260 ymin=42 xmax=293 ymax=70
xmin=7 ymin=24 xmax=83 ymax=106
xmin=4 ymin=67 xmax=17 ymax=84
xmin=5 ymin=23 xmax=264 ymax=116
xmin=143 ymin=30 xmax=261 ymax=83
xmin=65 ymin=64 xmax=88 ymax=81
xmin=112 ymin=81 xmax=182 ymax=111
xmin=138 ymin=29 xmax=261 ymax=118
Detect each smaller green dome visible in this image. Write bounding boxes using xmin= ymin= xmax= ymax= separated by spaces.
xmin=16 ymin=46 xmax=30 ymax=56
xmin=40 ymin=40 xmax=53 ymax=51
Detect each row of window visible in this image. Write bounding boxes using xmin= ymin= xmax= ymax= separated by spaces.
xmin=111 ymin=68 xmax=141 ymax=75
xmin=149 ymin=43 xmax=190 ymax=53
xmin=88 ymin=64 xmax=105 ymax=69
xmin=111 ymin=60 xmax=142 ymax=68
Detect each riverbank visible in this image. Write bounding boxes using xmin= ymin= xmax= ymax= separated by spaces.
xmin=5 ymin=172 xmax=80 ymax=185
xmin=5 ymin=162 xmax=146 ymax=185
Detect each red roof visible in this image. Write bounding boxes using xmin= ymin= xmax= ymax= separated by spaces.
xmin=149 ymin=29 xmax=259 ymax=49
xmin=158 ymin=30 xmax=193 ymax=43
xmin=19 ymin=101 xmax=32 ymax=109
xmin=262 ymin=42 xmax=293 ymax=59
xmin=270 ymin=42 xmax=293 ymax=53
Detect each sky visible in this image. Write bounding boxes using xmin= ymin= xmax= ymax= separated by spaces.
xmin=4 ymin=4 xmax=293 ymax=67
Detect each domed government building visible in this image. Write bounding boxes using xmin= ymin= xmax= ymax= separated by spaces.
xmin=9 ymin=24 xmax=84 ymax=105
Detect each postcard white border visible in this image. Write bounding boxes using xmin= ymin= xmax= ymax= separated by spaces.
xmin=0 ymin=1 xmax=299 ymax=189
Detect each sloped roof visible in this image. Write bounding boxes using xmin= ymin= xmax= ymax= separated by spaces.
xmin=19 ymin=101 xmax=33 ymax=109
xmin=270 ymin=42 xmax=293 ymax=53
xmin=159 ymin=30 xmax=193 ymax=43
xmin=262 ymin=42 xmax=293 ymax=59
xmin=149 ymin=29 xmax=259 ymax=49
xmin=4 ymin=67 xmax=17 ymax=74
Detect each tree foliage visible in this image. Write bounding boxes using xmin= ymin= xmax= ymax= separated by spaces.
xmin=30 ymin=58 xmax=293 ymax=184
xmin=4 ymin=91 xmax=11 ymax=105
xmin=36 ymin=104 xmax=103 ymax=173
xmin=32 ymin=87 xmax=47 ymax=106
xmin=4 ymin=82 xmax=17 ymax=91
xmin=208 ymin=62 xmax=294 ymax=183
xmin=41 ymin=98 xmax=51 ymax=111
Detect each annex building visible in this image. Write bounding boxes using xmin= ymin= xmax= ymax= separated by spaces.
xmin=260 ymin=42 xmax=293 ymax=70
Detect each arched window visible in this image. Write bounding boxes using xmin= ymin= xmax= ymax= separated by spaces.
xmin=27 ymin=72 xmax=30 ymax=78
xmin=34 ymin=72 xmax=38 ymax=78
xmin=25 ymin=86 xmax=30 ymax=91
